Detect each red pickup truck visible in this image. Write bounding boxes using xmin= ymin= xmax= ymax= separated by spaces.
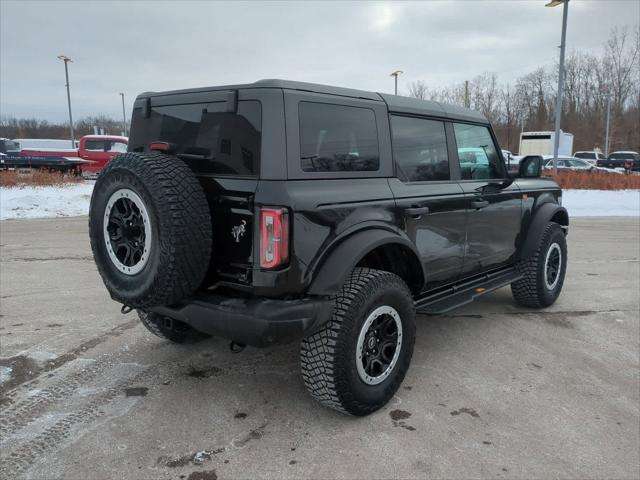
xmin=2 ymin=135 xmax=128 ymax=174
xmin=78 ymin=135 xmax=128 ymax=175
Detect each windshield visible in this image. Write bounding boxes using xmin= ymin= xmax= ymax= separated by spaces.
xmin=574 ymin=152 xmax=596 ymax=159
xmin=0 ymin=140 xmax=19 ymax=153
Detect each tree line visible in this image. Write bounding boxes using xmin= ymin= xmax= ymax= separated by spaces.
xmin=408 ymin=26 xmax=639 ymax=154
xmin=1 ymin=26 xmax=638 ymax=155
xmin=0 ymin=115 xmax=127 ymax=140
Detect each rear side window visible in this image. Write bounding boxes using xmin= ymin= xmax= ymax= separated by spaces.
xmin=84 ymin=140 xmax=128 ymax=152
xmin=85 ymin=140 xmax=106 ymax=151
xmin=109 ymin=141 xmax=128 ymax=153
xmin=390 ymin=116 xmax=450 ymax=182
xmin=129 ymin=100 xmax=261 ymax=176
xmin=299 ymin=102 xmax=379 ymax=172
xmin=453 ymin=123 xmax=503 ymax=180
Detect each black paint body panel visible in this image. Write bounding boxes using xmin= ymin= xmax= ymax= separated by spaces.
xmin=132 ymin=80 xmax=567 ymax=344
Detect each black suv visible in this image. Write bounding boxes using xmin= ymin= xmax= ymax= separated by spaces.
xmin=597 ymin=151 xmax=640 ymax=171
xmin=89 ymin=80 xmax=569 ymax=416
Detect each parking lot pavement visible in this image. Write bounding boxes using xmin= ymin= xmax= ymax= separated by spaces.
xmin=1 ymin=216 xmax=638 ymax=480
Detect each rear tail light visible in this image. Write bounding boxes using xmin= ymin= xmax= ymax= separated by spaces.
xmin=260 ymin=207 xmax=289 ymax=269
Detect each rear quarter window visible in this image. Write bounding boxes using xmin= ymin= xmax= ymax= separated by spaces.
xmin=298 ymin=102 xmax=379 ymax=172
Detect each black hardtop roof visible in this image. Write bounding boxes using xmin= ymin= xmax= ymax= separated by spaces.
xmin=139 ymin=79 xmax=487 ymax=124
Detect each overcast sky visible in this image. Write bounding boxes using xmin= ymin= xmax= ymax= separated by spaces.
xmin=1 ymin=0 xmax=637 ymax=122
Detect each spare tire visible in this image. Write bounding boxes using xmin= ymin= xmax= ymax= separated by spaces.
xmin=89 ymin=151 xmax=212 ymax=308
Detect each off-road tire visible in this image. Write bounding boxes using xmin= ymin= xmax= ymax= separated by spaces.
xmin=138 ymin=310 xmax=209 ymax=344
xmin=511 ymin=222 xmax=567 ymax=308
xmin=89 ymin=152 xmax=212 ymax=308
xmin=300 ymin=268 xmax=416 ymax=416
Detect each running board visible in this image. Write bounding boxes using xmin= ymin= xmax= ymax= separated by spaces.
xmin=415 ymin=267 xmax=523 ymax=315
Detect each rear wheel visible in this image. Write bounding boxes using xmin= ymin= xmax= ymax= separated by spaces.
xmin=511 ymin=222 xmax=567 ymax=308
xmin=300 ymin=268 xmax=415 ymax=416
xmin=138 ymin=310 xmax=209 ymax=344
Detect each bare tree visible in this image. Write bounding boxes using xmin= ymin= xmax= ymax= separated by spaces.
xmin=407 ymin=80 xmax=428 ymax=100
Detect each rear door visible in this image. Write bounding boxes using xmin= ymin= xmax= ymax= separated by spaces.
xmin=388 ymin=115 xmax=466 ymax=291
xmin=128 ymin=89 xmax=271 ymax=287
xmin=452 ymin=122 xmax=522 ymax=276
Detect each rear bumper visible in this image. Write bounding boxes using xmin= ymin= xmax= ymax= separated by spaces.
xmin=149 ymin=293 xmax=333 ymax=347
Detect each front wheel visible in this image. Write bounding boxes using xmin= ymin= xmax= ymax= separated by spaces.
xmin=511 ymin=222 xmax=567 ymax=308
xmin=300 ymin=268 xmax=416 ymax=416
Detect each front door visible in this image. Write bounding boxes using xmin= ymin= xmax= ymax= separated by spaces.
xmin=388 ymin=115 xmax=467 ymax=291
xmin=451 ymin=122 xmax=522 ymax=276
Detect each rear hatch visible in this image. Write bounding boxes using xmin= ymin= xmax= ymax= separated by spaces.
xmin=128 ymin=93 xmax=262 ymax=288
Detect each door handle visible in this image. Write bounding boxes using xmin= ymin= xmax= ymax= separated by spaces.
xmin=404 ymin=206 xmax=430 ymax=218
xmin=471 ymin=200 xmax=490 ymax=209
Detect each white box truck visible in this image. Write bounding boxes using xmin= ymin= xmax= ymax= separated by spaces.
xmin=519 ymin=131 xmax=574 ymax=156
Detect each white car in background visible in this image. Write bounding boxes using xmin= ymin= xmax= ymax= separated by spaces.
xmin=574 ymin=151 xmax=606 ymax=166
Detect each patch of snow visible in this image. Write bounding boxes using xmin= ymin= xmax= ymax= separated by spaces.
xmin=193 ymin=450 xmax=213 ymax=464
xmin=562 ymin=189 xmax=640 ymax=217
xmin=0 ymin=182 xmax=94 ymax=220
xmin=0 ymin=366 xmax=13 ymax=385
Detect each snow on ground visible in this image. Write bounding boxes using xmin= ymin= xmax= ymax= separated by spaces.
xmin=562 ymin=189 xmax=639 ymax=217
xmin=1 ymin=182 xmax=94 ymax=220
xmin=0 ymin=183 xmax=638 ymax=220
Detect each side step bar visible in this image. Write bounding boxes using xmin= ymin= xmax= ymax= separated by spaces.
xmin=415 ymin=267 xmax=523 ymax=315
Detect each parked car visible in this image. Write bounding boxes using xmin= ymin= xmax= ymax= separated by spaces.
xmin=78 ymin=135 xmax=128 ymax=176
xmin=1 ymin=138 xmax=86 ymax=173
xmin=598 ymin=151 xmax=640 ymax=172
xmin=0 ymin=135 xmax=128 ymax=174
xmin=88 ymin=79 xmax=568 ymax=416
xmin=0 ymin=138 xmax=20 ymax=155
xmin=574 ymin=150 xmax=605 ymax=166
xmin=543 ymin=156 xmax=593 ymax=171
xmin=543 ymin=156 xmax=623 ymax=174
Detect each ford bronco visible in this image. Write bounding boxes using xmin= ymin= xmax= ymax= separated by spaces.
xmin=88 ymin=80 xmax=568 ymax=416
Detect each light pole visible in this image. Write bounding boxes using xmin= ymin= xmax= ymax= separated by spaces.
xmin=390 ymin=70 xmax=403 ymax=95
xmin=57 ymin=55 xmax=75 ymax=148
xmin=546 ymin=0 xmax=569 ymax=176
xmin=604 ymin=93 xmax=611 ymax=157
xmin=120 ymin=93 xmax=128 ymax=136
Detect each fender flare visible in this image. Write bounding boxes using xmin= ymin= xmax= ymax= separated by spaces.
xmin=519 ymin=202 xmax=569 ymax=259
xmin=307 ymin=228 xmax=425 ymax=296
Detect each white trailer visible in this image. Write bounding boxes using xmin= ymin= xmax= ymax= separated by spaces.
xmin=519 ymin=131 xmax=574 ymax=157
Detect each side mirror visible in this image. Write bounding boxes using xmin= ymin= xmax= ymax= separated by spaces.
xmin=518 ymin=155 xmax=543 ymax=178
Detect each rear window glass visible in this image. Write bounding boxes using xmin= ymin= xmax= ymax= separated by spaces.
xmin=609 ymin=153 xmax=637 ymax=160
xmin=575 ymin=152 xmax=596 ymax=159
xmin=299 ymin=102 xmax=379 ymax=172
xmin=85 ymin=140 xmax=128 ymax=152
xmin=129 ymin=100 xmax=261 ymax=176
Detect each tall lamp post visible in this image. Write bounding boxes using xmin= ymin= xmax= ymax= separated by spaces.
xmin=57 ymin=55 xmax=75 ymax=148
xmin=390 ymin=70 xmax=403 ymax=95
xmin=546 ymin=0 xmax=569 ymax=176
xmin=119 ymin=92 xmax=128 ymax=136
xmin=604 ymin=92 xmax=611 ymax=157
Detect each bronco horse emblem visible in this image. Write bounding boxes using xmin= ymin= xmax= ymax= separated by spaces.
xmin=231 ymin=219 xmax=247 ymax=243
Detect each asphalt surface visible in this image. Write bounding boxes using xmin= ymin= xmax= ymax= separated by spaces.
xmin=1 ymin=216 xmax=638 ymax=480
